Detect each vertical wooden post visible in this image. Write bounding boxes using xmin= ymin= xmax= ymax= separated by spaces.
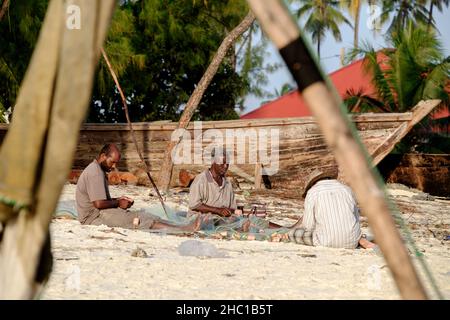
xmin=0 ymin=0 xmax=115 ymax=299
xmin=254 ymin=162 xmax=263 ymax=190
xmin=246 ymin=0 xmax=428 ymax=299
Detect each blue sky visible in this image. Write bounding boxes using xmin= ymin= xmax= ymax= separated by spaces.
xmin=242 ymin=3 xmax=450 ymax=114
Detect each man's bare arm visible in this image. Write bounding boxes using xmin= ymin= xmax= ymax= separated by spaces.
xmin=93 ymin=197 xmax=130 ymax=210
xmin=192 ymin=204 xmax=234 ymax=217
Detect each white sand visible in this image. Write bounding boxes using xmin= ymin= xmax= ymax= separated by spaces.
xmin=41 ymin=184 xmax=450 ymax=300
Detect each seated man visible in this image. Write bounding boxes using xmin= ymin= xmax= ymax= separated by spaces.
xmin=287 ymin=169 xmax=375 ymax=249
xmin=76 ymin=143 xmax=200 ymax=232
xmin=188 ymin=148 xmax=241 ymax=229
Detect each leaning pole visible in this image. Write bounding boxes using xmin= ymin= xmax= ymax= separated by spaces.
xmin=246 ymin=0 xmax=427 ymax=299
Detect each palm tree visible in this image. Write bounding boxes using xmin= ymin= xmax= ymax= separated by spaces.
xmin=273 ymin=82 xmax=295 ymax=98
xmin=340 ymin=0 xmax=363 ymax=49
xmin=381 ymin=0 xmax=430 ymax=33
xmin=295 ymin=0 xmax=352 ymax=59
xmin=345 ymin=22 xmax=449 ymax=115
xmin=424 ymin=0 xmax=450 ymax=31
xmin=345 ymin=22 xmax=450 ymax=151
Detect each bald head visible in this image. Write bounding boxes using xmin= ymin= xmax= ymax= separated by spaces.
xmin=98 ymin=143 xmax=120 ymax=172
xmin=210 ymin=147 xmax=229 ymax=177
xmin=99 ymin=143 xmax=119 ymax=157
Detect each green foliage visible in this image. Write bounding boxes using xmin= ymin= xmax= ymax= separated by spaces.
xmin=0 ymin=0 xmax=274 ymax=123
xmin=89 ymin=0 xmax=251 ymax=122
xmin=294 ymin=0 xmax=352 ymax=58
xmin=235 ymin=22 xmax=281 ymax=107
xmin=0 ymin=0 xmax=49 ymax=119
xmin=346 ymin=23 xmax=449 ymax=113
xmin=345 ymin=22 xmax=450 ymax=152
xmin=380 ymin=0 xmax=434 ymax=33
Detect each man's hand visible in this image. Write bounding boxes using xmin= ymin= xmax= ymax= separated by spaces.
xmin=124 ymin=196 xmax=134 ymax=208
xmin=216 ymin=207 xmax=233 ymax=217
xmin=118 ymin=196 xmax=133 ymax=209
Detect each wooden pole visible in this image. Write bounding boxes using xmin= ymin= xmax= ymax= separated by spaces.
xmin=101 ymin=48 xmax=169 ymax=218
xmin=254 ymin=162 xmax=263 ymax=190
xmin=158 ymin=11 xmax=256 ymax=192
xmin=246 ymin=0 xmax=428 ymax=299
xmin=0 ymin=0 xmax=115 ymax=299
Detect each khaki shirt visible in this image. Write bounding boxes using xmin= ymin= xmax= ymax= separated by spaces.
xmin=188 ymin=170 xmax=236 ymax=214
xmin=76 ymin=160 xmax=110 ymax=224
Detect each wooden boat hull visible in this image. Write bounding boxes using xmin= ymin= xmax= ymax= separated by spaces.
xmin=0 ymin=100 xmax=440 ymax=193
xmin=379 ymin=153 xmax=450 ymax=197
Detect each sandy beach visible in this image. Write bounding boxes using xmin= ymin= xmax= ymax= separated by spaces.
xmin=40 ymin=183 xmax=450 ymax=300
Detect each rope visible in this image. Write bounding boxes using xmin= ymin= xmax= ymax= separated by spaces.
xmin=0 ymin=194 xmax=29 ymax=212
xmin=101 ymin=48 xmax=169 ymax=219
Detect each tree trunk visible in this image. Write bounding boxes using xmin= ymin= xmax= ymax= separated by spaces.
xmin=400 ymin=0 xmax=408 ymax=30
xmin=427 ymin=2 xmax=434 ymax=31
xmin=353 ymin=2 xmax=361 ymax=49
xmin=317 ymin=35 xmax=321 ymax=60
xmin=247 ymin=0 xmax=430 ymax=300
xmin=158 ymin=11 xmax=255 ymax=192
xmin=0 ymin=0 xmax=10 ymax=21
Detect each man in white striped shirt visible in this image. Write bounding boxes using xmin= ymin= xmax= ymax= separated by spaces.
xmin=288 ymin=169 xmax=375 ymax=249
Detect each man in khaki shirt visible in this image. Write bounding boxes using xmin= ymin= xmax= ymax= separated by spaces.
xmin=188 ymin=148 xmax=244 ymax=230
xmin=76 ymin=143 xmax=200 ymax=231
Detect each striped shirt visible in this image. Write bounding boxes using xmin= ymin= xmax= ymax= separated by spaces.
xmin=302 ymin=179 xmax=362 ymax=249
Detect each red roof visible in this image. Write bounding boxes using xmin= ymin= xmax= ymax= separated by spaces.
xmin=241 ymin=57 xmax=378 ymax=119
xmin=241 ymin=54 xmax=449 ymax=133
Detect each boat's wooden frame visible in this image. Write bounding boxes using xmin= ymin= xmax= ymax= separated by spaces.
xmin=0 ymin=100 xmax=440 ymax=190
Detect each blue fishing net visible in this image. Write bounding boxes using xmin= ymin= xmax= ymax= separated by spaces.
xmin=53 ymin=201 xmax=291 ymax=242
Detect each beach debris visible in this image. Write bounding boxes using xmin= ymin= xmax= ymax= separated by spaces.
xmin=298 ymin=253 xmax=317 ymax=258
xmin=108 ymin=172 xmax=138 ymax=186
xmin=54 ymin=251 xmax=79 ymax=261
xmin=223 ymin=273 xmax=236 ymax=277
xmin=179 ymin=169 xmax=196 ymax=187
xmin=67 ymin=170 xmax=82 ymax=184
xmin=119 ymin=172 xmax=138 ymax=186
xmin=89 ymin=235 xmax=127 ymax=242
xmin=412 ymin=193 xmax=435 ymax=201
xmin=131 ymin=247 xmax=148 ymax=258
xmin=177 ymin=240 xmax=227 ymax=258
xmin=100 ymin=228 xmax=127 ymax=237
xmin=131 ymin=168 xmax=149 ymax=186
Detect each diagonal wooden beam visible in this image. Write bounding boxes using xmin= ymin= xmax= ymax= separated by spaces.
xmin=371 ymin=100 xmax=441 ymax=165
xmin=247 ymin=0 xmax=429 ymax=299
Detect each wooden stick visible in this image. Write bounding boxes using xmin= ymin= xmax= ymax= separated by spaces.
xmin=370 ymin=100 xmax=441 ymax=165
xmin=247 ymin=0 xmax=428 ymax=299
xmin=101 ymin=48 xmax=169 ymax=218
xmin=254 ymin=162 xmax=263 ymax=189
xmin=0 ymin=0 xmax=9 ymax=22
xmin=158 ymin=11 xmax=256 ymax=192
xmin=0 ymin=0 xmax=115 ymax=299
